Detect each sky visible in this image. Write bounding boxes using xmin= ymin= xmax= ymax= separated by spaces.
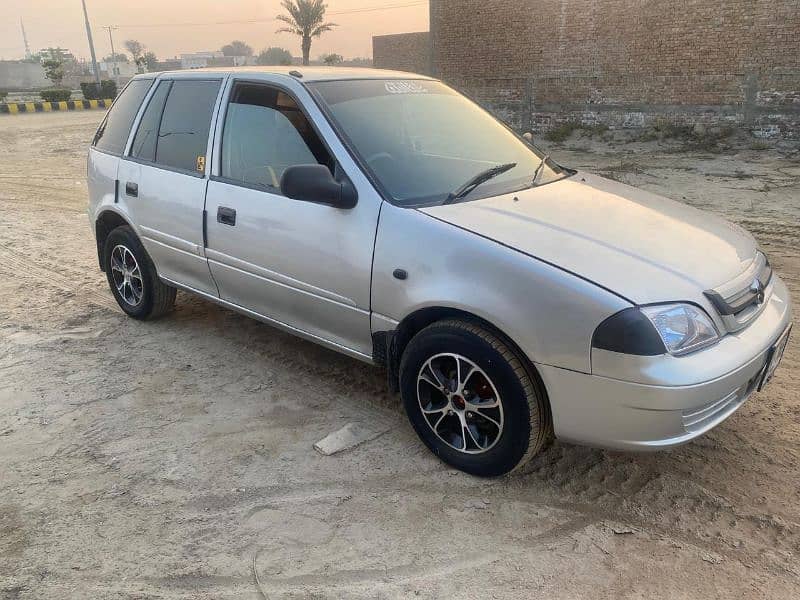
xmin=0 ymin=0 xmax=429 ymax=61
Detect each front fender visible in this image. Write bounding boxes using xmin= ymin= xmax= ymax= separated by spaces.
xmin=371 ymin=203 xmax=630 ymax=373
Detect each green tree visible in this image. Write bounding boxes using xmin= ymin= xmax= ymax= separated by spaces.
xmin=143 ymin=51 xmax=158 ymax=71
xmin=256 ymin=47 xmax=294 ymax=66
xmin=124 ymin=39 xmax=146 ymax=72
xmin=103 ymin=52 xmax=129 ymax=63
xmin=42 ymin=58 xmax=65 ymax=87
xmin=221 ymin=40 xmax=253 ymax=57
xmin=322 ymin=53 xmax=343 ymax=66
xmin=276 ymin=0 xmax=336 ymax=66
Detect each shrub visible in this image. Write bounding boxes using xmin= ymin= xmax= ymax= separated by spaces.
xmin=749 ymin=140 xmax=772 ymax=151
xmin=545 ymin=121 xmax=581 ymax=142
xmin=637 ymin=118 xmax=695 ymax=143
xmin=101 ymin=80 xmax=118 ymax=99
xmin=81 ymin=80 xmax=117 ymax=100
xmin=40 ymin=89 xmax=72 ymax=102
xmin=544 ymin=121 xmax=609 ymax=143
xmin=637 ymin=130 xmax=659 ymax=142
xmin=257 ymin=47 xmax=293 ymax=66
xmin=0 ymin=91 xmax=8 ymax=102
xmin=652 ymin=118 xmax=693 ymax=139
xmin=583 ymin=122 xmax=609 ymax=136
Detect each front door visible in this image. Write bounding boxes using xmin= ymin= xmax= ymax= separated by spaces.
xmin=118 ymin=77 xmax=223 ymax=295
xmin=204 ymin=80 xmax=381 ymax=358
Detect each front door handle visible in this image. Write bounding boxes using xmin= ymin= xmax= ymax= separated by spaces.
xmin=217 ymin=206 xmax=236 ymax=226
xmin=125 ymin=181 xmax=138 ymax=197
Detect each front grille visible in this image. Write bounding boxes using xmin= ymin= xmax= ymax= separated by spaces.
xmin=704 ymin=252 xmax=773 ymax=333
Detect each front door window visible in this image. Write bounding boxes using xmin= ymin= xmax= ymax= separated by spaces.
xmin=220 ymin=83 xmax=333 ymax=190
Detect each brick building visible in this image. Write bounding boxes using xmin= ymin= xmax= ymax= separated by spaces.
xmin=374 ymin=0 xmax=800 ymax=137
xmin=372 ymin=32 xmax=431 ymax=76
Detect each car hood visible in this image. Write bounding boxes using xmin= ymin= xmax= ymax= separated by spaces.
xmin=421 ymin=172 xmax=758 ymax=304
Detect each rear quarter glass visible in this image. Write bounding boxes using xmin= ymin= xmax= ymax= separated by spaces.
xmin=94 ymin=80 xmax=154 ymax=155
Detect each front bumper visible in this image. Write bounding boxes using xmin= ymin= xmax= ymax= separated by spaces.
xmin=539 ymin=275 xmax=792 ymax=451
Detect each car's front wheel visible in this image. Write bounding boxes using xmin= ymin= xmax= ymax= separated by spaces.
xmin=399 ymin=319 xmax=551 ymax=477
xmin=104 ymin=225 xmax=176 ymax=320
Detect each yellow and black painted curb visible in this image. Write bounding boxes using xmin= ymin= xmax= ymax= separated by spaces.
xmin=0 ymin=98 xmax=113 ymax=115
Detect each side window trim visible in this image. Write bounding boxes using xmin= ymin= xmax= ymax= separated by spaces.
xmin=204 ymin=74 xmax=231 ymax=180
xmin=212 ymin=78 xmax=339 ymax=196
xmin=122 ymin=76 xmax=162 ymax=157
xmin=209 ymin=174 xmax=281 ymax=195
xmin=128 ymin=79 xmax=172 ymax=162
xmin=122 ymin=76 xmax=227 ymax=179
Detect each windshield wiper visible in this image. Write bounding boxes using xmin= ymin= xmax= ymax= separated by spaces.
xmin=442 ymin=162 xmax=517 ymax=205
xmin=531 ymin=154 xmax=550 ymax=186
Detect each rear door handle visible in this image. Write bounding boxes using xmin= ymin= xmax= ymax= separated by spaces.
xmin=217 ymin=206 xmax=236 ymax=226
xmin=125 ymin=182 xmax=138 ymax=197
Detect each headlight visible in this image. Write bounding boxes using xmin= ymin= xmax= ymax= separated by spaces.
xmin=593 ymin=303 xmax=720 ymax=357
xmin=639 ymin=303 xmax=720 ymax=355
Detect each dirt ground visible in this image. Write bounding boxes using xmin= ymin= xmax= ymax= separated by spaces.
xmin=1 ymin=111 xmax=798 ymax=599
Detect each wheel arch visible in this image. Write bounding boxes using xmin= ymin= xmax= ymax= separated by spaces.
xmin=384 ymin=306 xmax=551 ymax=421
xmin=95 ymin=209 xmax=134 ymax=271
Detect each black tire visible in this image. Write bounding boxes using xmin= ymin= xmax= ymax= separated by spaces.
xmin=399 ymin=319 xmax=551 ymax=477
xmin=103 ymin=225 xmax=176 ymax=320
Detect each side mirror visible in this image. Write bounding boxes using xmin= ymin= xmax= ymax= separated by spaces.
xmin=522 ymin=132 xmax=534 ymax=144
xmin=280 ymin=164 xmax=358 ymax=209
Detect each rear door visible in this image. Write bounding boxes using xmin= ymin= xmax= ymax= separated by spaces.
xmin=88 ymin=78 xmax=154 ymax=227
xmin=117 ymin=76 xmax=224 ymax=295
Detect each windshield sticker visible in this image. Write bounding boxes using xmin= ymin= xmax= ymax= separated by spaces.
xmin=385 ymin=81 xmax=428 ymax=94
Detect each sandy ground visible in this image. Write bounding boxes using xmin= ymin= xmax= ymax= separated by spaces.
xmin=0 ymin=111 xmax=798 ymax=599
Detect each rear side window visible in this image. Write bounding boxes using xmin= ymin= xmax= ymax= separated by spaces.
xmin=154 ymin=80 xmax=221 ymax=173
xmin=93 ymin=79 xmax=153 ymax=155
xmin=130 ymin=81 xmax=171 ymax=162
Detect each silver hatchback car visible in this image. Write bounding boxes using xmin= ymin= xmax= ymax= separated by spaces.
xmin=88 ymin=67 xmax=792 ymax=476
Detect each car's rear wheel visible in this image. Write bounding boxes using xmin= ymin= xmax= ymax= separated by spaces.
xmin=399 ymin=319 xmax=551 ymax=477
xmin=104 ymin=225 xmax=176 ymax=320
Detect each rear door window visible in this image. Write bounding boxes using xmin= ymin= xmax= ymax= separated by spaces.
xmin=130 ymin=80 xmax=172 ymax=162
xmin=153 ymin=80 xmax=221 ymax=173
xmin=93 ymin=79 xmax=153 ymax=155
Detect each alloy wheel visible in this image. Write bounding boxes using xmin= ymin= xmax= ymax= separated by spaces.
xmin=110 ymin=245 xmax=144 ymax=307
xmin=416 ymin=353 xmax=504 ymax=454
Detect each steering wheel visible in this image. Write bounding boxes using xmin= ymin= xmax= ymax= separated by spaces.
xmin=237 ymin=165 xmax=279 ymax=188
xmin=366 ymin=152 xmax=394 ymax=167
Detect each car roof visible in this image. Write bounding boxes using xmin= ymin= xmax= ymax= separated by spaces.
xmin=139 ymin=66 xmax=435 ymax=83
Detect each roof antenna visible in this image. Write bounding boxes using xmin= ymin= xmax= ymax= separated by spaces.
xmin=289 ymin=70 xmax=303 ymax=79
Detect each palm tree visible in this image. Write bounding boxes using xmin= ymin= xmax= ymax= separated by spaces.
xmin=276 ymin=0 xmax=337 ymax=66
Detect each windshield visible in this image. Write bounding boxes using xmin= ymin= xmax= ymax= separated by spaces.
xmin=309 ymin=79 xmax=569 ymax=207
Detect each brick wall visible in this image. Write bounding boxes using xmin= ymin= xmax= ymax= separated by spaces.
xmin=372 ymin=32 xmax=432 ymax=75
xmin=374 ymin=0 xmax=800 ymax=137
